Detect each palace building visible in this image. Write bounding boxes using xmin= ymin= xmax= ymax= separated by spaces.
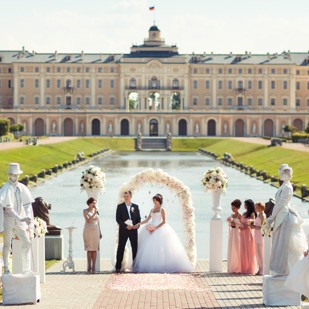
xmin=0 ymin=25 xmax=308 ymax=137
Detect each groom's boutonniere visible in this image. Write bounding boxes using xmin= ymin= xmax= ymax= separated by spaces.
xmin=131 ymin=206 xmax=135 ymax=213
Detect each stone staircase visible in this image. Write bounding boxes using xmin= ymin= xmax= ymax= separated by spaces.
xmin=138 ymin=137 xmax=167 ymax=151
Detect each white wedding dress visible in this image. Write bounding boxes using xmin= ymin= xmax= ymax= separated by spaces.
xmin=133 ymin=208 xmax=194 ymax=273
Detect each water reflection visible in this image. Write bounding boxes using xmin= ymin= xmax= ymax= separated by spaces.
xmin=31 ymin=152 xmax=309 ymax=260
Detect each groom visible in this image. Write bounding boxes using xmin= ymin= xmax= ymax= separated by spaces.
xmin=115 ymin=191 xmax=141 ymax=272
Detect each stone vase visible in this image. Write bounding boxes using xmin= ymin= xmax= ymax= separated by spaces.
xmin=210 ymin=189 xmax=222 ymax=219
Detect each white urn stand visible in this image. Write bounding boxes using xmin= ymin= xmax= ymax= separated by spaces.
xmin=209 ymin=189 xmax=223 ymax=272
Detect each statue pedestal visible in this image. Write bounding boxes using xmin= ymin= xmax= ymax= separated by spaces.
xmin=32 ymin=236 xmax=46 ymax=283
xmin=263 ymin=275 xmax=301 ymax=306
xmin=45 ymin=234 xmax=64 ymax=260
xmin=209 ymin=218 xmax=223 ymax=272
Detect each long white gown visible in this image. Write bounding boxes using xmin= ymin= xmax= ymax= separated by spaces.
xmin=133 ymin=208 xmax=194 ymax=273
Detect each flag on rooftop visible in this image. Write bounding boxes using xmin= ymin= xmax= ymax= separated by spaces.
xmin=149 ymin=6 xmax=155 ymax=11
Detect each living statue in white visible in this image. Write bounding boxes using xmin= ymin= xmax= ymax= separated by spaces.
xmin=265 ymin=164 xmax=307 ymax=275
xmin=0 ymin=163 xmax=34 ymax=274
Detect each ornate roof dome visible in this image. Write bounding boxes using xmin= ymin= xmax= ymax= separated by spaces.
xmin=149 ymin=25 xmax=159 ymax=31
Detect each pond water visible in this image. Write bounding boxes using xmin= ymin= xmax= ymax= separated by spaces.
xmin=31 ymin=152 xmax=309 ymax=260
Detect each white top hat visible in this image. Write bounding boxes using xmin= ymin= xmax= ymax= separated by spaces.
xmin=8 ymin=163 xmax=23 ymax=175
xmin=278 ymin=163 xmax=292 ymax=173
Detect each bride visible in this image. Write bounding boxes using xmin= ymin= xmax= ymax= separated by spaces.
xmin=133 ymin=193 xmax=194 ymax=273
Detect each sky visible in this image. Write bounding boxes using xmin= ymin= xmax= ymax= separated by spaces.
xmin=1 ymin=0 xmax=308 ymax=55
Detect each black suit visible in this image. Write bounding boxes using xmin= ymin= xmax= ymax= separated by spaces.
xmin=115 ymin=202 xmax=141 ymax=270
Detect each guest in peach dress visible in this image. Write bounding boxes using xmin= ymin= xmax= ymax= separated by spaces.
xmin=239 ymin=199 xmax=256 ymax=274
xmin=227 ymin=199 xmax=242 ymax=273
xmin=252 ymin=202 xmax=266 ymax=275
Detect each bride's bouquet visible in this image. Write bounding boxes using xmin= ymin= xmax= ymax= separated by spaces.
xmin=80 ymin=165 xmax=106 ymax=192
xmin=201 ymin=167 xmax=228 ymax=192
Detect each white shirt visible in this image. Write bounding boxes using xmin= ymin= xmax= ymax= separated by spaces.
xmin=126 ymin=203 xmax=132 ymax=220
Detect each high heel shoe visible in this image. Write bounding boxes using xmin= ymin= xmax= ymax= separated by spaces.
xmin=91 ymin=268 xmax=95 ymax=274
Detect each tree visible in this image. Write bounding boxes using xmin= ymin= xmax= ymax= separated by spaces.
xmin=305 ymin=122 xmax=309 ymax=134
xmin=0 ymin=118 xmax=10 ymax=136
xmin=283 ymin=125 xmax=296 ymax=133
xmin=171 ymin=93 xmax=181 ymax=110
xmin=10 ymin=124 xmax=24 ymax=138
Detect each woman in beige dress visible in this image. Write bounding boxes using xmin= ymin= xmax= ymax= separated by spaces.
xmin=83 ymin=197 xmax=101 ymax=273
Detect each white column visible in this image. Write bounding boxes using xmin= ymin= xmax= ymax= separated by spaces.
xmin=289 ymin=69 xmax=296 ymax=111
xmin=209 ymin=219 xmax=223 ymax=272
xmin=217 ymin=117 xmax=222 ymax=136
xmin=120 ymin=74 xmax=125 ymax=109
xmin=40 ymin=75 xmax=45 ymax=108
xmin=91 ymin=72 xmax=96 ymax=108
xmin=212 ymin=76 xmax=217 ymax=108
xmin=13 ymin=75 xmax=19 ymax=108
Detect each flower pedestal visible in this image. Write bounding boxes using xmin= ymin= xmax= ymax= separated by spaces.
xmin=263 ymin=236 xmax=272 ymax=275
xmin=32 ymin=236 xmax=46 ymax=283
xmin=62 ymin=226 xmax=77 ymax=272
xmin=209 ymin=189 xmax=223 ymax=272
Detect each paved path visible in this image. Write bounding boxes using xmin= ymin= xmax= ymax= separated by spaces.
xmin=232 ymin=137 xmax=309 ymax=153
xmin=0 ymin=137 xmax=78 ymax=151
xmin=4 ymin=259 xmax=303 ymax=309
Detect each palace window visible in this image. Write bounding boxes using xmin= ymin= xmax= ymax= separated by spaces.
xmin=129 ymin=78 xmax=136 ymax=89
xmin=77 ymin=79 xmax=81 ymax=88
xmin=85 ymin=67 xmax=90 ymax=73
xmin=110 ymin=67 xmax=115 ymax=73
xmin=205 ymin=80 xmax=210 ymax=89
xmin=35 ymin=67 xmax=39 ymax=73
xmin=110 ymin=79 xmax=115 ymax=88
xmin=76 ymin=97 xmax=81 ymax=105
xmin=307 ymin=81 xmax=309 ymax=90
xmin=192 ymin=68 xmax=198 ymax=74
xmin=296 ymin=70 xmax=300 ymax=75
xmin=20 ymin=67 xmax=24 ymax=72
xmin=193 ymin=80 xmax=198 ymax=89
xmin=228 ymin=68 xmax=233 ymax=74
xmin=77 ymin=67 xmax=81 ymax=73
xmin=283 ymin=81 xmax=288 ymax=89
xmin=248 ymin=68 xmax=253 ymax=74
xmin=271 ymin=68 xmax=276 ymax=74
xmin=109 ymin=96 xmax=115 ymax=105
xmin=57 ymin=67 xmax=61 ymax=73
xmin=228 ymin=80 xmax=232 ymax=89
xmin=35 ymin=79 xmax=39 ymax=88
xmin=237 ymin=80 xmax=243 ymax=88
xmin=218 ymin=80 xmax=223 ymax=89
xmin=258 ymin=68 xmax=263 ymax=74
xmin=283 ymin=68 xmax=289 ymax=74
xmin=8 ymin=68 xmax=12 ymax=73
xmin=258 ymin=98 xmax=263 ymax=106
xmin=238 ymin=68 xmax=243 ymax=74
xmin=46 ymin=67 xmax=51 ymax=73
xmin=35 ymin=96 xmax=40 ymax=105
xmin=217 ymin=97 xmax=223 ymax=106
xmin=296 ymin=81 xmax=300 ymax=90
xmin=283 ymin=98 xmax=288 ymax=106
xmin=307 ymin=99 xmax=309 ymax=106
xmin=20 ymin=79 xmax=24 ymax=88
xmin=248 ymin=98 xmax=253 ymax=105
xmin=296 ymin=99 xmax=301 ymax=107
xmin=205 ymin=68 xmax=210 ymax=74
xmin=205 ymin=97 xmax=210 ymax=105
xmin=46 ymin=79 xmax=51 ymax=88
xmin=270 ymin=98 xmax=276 ymax=106
xmin=8 ymin=80 xmax=12 ymax=88
xmin=19 ymin=96 xmax=24 ymax=104
xmin=85 ymin=97 xmax=90 ymax=104
xmin=227 ymin=98 xmax=233 ymax=105
xmin=57 ymin=79 xmax=61 ymax=88
xmin=86 ymin=79 xmax=90 ymax=88
xmin=248 ymin=80 xmax=252 ymax=89
xmin=56 ymin=97 xmax=61 ymax=105
xmin=46 ymin=97 xmax=51 ymax=104
xmin=98 ymin=97 xmax=103 ymax=105
xmin=98 ymin=68 xmax=103 ymax=73
xmin=218 ymin=68 xmax=223 ymax=74
xmin=271 ymin=80 xmax=276 ymax=89
xmin=98 ymin=79 xmax=103 ymax=88
xmin=172 ymin=78 xmax=179 ymax=89
xmin=193 ymin=97 xmax=198 ymax=105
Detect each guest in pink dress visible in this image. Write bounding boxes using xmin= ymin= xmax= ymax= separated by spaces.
xmin=252 ymin=202 xmax=266 ymax=275
xmin=239 ymin=199 xmax=256 ymax=274
xmin=227 ymin=199 xmax=242 ymax=273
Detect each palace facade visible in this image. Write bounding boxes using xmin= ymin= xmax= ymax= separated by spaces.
xmin=0 ymin=25 xmax=308 ymax=137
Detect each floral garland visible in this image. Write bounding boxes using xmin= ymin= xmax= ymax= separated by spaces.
xmin=117 ymin=168 xmax=196 ymax=268
xmin=33 ymin=217 xmax=48 ymax=238
xmin=80 ymin=165 xmax=105 ymax=192
xmin=201 ymin=167 xmax=228 ymax=192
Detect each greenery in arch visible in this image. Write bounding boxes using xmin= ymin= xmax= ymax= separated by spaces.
xmin=171 ymin=92 xmax=181 ymax=110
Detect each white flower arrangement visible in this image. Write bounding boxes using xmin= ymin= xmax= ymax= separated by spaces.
xmin=33 ymin=217 xmax=48 ymax=238
xmin=201 ymin=167 xmax=228 ymax=192
xmin=80 ymin=165 xmax=105 ymax=192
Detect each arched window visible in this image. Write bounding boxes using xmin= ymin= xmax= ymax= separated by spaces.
xmin=129 ymin=78 xmax=136 ymax=89
xmin=149 ymin=76 xmax=160 ymax=89
xmin=172 ymin=78 xmax=179 ymax=89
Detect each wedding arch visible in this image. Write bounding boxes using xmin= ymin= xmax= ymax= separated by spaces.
xmin=117 ymin=168 xmax=196 ymax=266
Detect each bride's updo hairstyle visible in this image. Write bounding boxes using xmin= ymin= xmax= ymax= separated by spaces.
xmin=153 ymin=193 xmax=163 ymax=205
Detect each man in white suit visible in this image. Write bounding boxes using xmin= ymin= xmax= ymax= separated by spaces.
xmin=0 ymin=163 xmax=34 ymax=274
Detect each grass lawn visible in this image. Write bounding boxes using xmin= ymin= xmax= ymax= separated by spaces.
xmin=0 ymin=137 xmax=135 ymax=184
xmin=202 ymin=139 xmax=308 ymax=187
